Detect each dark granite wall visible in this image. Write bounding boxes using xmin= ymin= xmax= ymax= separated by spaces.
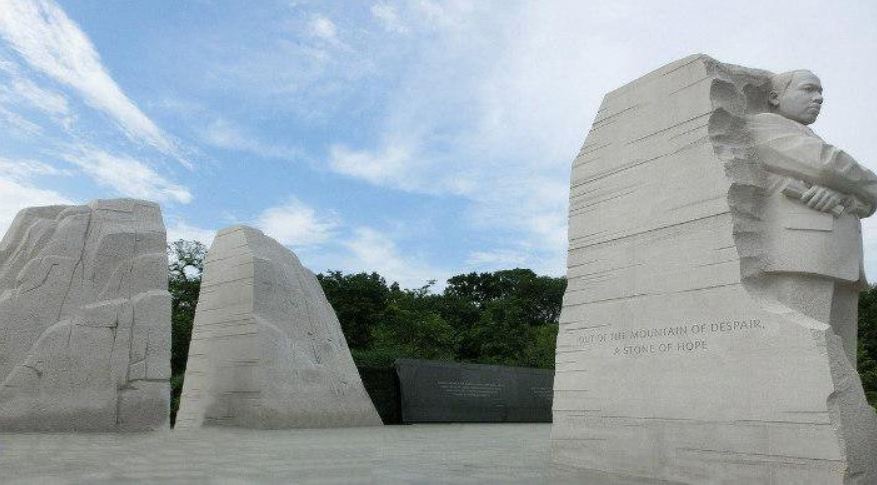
xmin=394 ymin=359 xmax=553 ymax=423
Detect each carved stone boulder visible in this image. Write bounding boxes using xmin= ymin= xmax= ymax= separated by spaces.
xmin=0 ymin=199 xmax=171 ymax=431
xmin=176 ymin=226 xmax=381 ymax=428
xmin=551 ymin=55 xmax=877 ymax=483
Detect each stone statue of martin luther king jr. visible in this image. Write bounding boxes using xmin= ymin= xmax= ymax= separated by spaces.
xmin=749 ymin=70 xmax=877 ymax=368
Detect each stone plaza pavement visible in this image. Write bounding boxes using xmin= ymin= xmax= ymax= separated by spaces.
xmin=0 ymin=423 xmax=606 ymax=484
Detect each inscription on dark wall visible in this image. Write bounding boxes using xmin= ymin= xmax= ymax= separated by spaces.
xmin=394 ymin=359 xmax=553 ymax=423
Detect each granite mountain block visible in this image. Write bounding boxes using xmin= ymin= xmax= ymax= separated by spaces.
xmin=0 ymin=199 xmax=171 ymax=431
xmin=176 ymin=226 xmax=381 ymax=428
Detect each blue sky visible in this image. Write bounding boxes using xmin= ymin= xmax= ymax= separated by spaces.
xmin=1 ymin=0 xmax=876 ymax=289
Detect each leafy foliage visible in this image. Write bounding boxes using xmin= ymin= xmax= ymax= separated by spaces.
xmin=167 ymin=239 xmax=206 ymax=425
xmin=316 ymin=271 xmax=392 ymax=349
xmin=325 ymin=268 xmax=566 ymax=369
xmin=858 ymin=285 xmax=877 ymax=406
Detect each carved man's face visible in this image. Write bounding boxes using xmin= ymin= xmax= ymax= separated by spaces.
xmin=771 ymin=71 xmax=823 ymax=125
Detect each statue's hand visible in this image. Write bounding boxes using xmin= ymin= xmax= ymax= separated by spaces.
xmin=802 ymin=185 xmax=844 ymax=213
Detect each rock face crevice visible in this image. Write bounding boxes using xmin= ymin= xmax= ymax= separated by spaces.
xmin=176 ymin=225 xmax=381 ymax=429
xmin=0 ymin=199 xmax=170 ymax=431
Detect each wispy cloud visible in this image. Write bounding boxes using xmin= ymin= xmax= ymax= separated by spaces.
xmin=8 ymin=78 xmax=69 ymax=116
xmin=166 ymin=218 xmax=216 ymax=246
xmin=309 ymin=14 xmax=340 ymax=44
xmin=62 ymin=147 xmax=192 ymax=204
xmin=0 ymin=60 xmax=73 ymax=127
xmin=256 ymin=197 xmax=339 ymax=248
xmin=0 ymin=173 xmax=72 ymax=237
xmin=371 ymin=3 xmax=408 ymax=34
xmin=201 ymin=117 xmax=302 ymax=160
xmin=412 ymin=0 xmax=472 ymax=30
xmin=342 ymin=226 xmax=446 ymax=289
xmin=252 ymin=195 xmax=446 ymax=289
xmin=0 ymin=0 xmax=183 ymax=163
xmin=466 ymin=248 xmax=527 ymax=268
xmin=318 ymin=3 xmax=609 ymax=275
xmin=328 ymin=142 xmax=424 ymax=191
xmin=0 ymin=157 xmax=69 ymax=180
xmin=328 ymin=138 xmax=477 ymax=196
xmin=0 ymin=105 xmax=43 ymax=135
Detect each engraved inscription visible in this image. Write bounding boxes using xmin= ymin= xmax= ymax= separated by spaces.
xmin=574 ymin=319 xmax=763 ymax=357
xmin=437 ymin=381 xmax=504 ymax=398
xmin=530 ymin=386 xmax=553 ymax=400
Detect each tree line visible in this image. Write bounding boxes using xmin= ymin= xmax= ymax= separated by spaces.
xmin=167 ymin=239 xmax=877 ymax=423
xmin=317 ymin=268 xmax=565 ymax=369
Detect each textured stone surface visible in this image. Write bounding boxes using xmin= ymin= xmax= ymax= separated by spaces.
xmin=551 ymin=55 xmax=877 ymax=483
xmin=395 ymin=358 xmax=553 ymax=423
xmin=177 ymin=225 xmax=381 ymax=428
xmin=0 ymin=199 xmax=170 ymax=431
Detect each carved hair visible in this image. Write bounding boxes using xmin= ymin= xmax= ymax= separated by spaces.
xmin=769 ymin=70 xmax=812 ymax=98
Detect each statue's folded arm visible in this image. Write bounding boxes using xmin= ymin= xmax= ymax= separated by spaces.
xmin=750 ymin=113 xmax=877 ymax=211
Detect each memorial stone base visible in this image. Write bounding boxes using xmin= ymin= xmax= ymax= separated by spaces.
xmin=551 ymin=55 xmax=877 ymax=484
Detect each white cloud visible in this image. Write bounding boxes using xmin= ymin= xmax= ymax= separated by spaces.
xmin=328 ymin=142 xmax=423 ymax=191
xmin=371 ymin=3 xmax=408 ymax=33
xmin=342 ymin=226 xmax=446 ymax=289
xmin=63 ymin=147 xmax=192 ymax=204
xmin=464 ymin=243 xmax=567 ymax=278
xmin=0 ymin=157 xmax=68 ymax=180
xmin=10 ymin=78 xmax=70 ymax=117
xmin=201 ymin=117 xmax=302 ymax=160
xmin=309 ymin=15 xmax=339 ymax=43
xmin=0 ymin=176 xmax=72 ymax=237
xmin=412 ymin=0 xmax=472 ymax=30
xmin=0 ymin=0 xmax=182 ymax=162
xmin=320 ymin=3 xmax=580 ymax=272
xmin=166 ymin=5 xmax=378 ymax=120
xmin=328 ymin=138 xmax=479 ymax=197
xmin=0 ymin=64 xmax=73 ymax=127
xmin=0 ymin=104 xmax=43 ymax=135
xmin=466 ymin=248 xmax=527 ymax=268
xmin=289 ymin=224 xmax=448 ymax=290
xmin=0 ymin=155 xmax=73 ymax=239
xmin=166 ymin=219 xmax=215 ymax=246
xmin=256 ymin=198 xmax=339 ymax=248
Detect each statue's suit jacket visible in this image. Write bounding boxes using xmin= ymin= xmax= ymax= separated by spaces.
xmin=748 ymin=112 xmax=877 ymax=284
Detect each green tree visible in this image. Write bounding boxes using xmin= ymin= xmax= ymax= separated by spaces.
xmin=378 ymin=283 xmax=454 ymax=356
xmin=442 ymin=269 xmax=565 ymax=367
xmin=858 ymin=285 xmax=877 ymax=406
xmin=463 ymin=299 xmax=532 ymax=366
xmin=444 ymin=268 xmax=566 ymax=325
xmin=167 ymin=239 xmax=207 ymax=425
xmin=524 ymin=323 xmax=559 ymax=368
xmin=316 ymin=271 xmax=391 ymax=349
xmin=319 ymin=268 xmax=565 ymax=370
